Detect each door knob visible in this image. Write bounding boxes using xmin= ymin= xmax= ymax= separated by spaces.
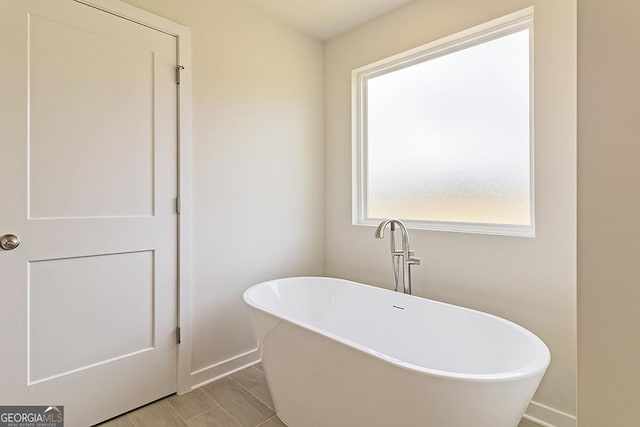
xmin=0 ymin=234 xmax=20 ymax=250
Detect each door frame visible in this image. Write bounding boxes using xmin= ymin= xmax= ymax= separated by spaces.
xmin=75 ymin=0 xmax=193 ymax=395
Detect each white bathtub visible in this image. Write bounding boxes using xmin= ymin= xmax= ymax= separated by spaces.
xmin=243 ymin=277 xmax=550 ymax=427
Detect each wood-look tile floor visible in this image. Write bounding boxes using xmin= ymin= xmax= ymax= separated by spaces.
xmin=97 ymin=363 xmax=538 ymax=427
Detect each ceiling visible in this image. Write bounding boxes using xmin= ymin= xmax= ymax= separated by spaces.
xmin=239 ymin=0 xmax=415 ymax=41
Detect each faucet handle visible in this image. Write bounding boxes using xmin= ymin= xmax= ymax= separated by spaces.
xmin=408 ymin=256 xmax=421 ymax=266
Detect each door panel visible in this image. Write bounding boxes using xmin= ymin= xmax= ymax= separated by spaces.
xmin=29 ymin=13 xmax=155 ymax=219
xmin=0 ymin=1 xmax=179 ymax=425
xmin=28 ymin=251 xmax=155 ymax=383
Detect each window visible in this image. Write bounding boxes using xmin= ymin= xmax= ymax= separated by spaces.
xmin=352 ymin=8 xmax=534 ymax=237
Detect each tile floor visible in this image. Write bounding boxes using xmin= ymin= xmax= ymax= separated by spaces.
xmin=98 ymin=363 xmax=538 ymax=427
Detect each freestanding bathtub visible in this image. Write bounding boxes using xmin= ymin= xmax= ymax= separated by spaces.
xmin=243 ymin=277 xmax=550 ymax=427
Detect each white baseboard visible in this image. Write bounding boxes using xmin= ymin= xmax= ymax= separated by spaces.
xmin=524 ymin=400 xmax=577 ymax=427
xmin=188 ymin=347 xmax=260 ymax=391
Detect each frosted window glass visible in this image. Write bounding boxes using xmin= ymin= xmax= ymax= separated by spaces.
xmin=366 ymin=29 xmax=531 ymax=225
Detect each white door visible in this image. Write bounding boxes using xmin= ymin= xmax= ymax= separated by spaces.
xmin=0 ymin=1 xmax=179 ymax=426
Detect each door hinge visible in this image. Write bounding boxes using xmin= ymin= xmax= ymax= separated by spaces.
xmin=175 ymin=196 xmax=181 ymax=215
xmin=176 ymin=65 xmax=185 ymax=85
xmin=176 ymin=326 xmax=181 ymax=344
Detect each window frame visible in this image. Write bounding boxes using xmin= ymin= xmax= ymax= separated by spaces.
xmin=351 ymin=7 xmax=535 ymax=237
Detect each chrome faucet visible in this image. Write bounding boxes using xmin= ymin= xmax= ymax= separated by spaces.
xmin=374 ymin=219 xmax=420 ymax=294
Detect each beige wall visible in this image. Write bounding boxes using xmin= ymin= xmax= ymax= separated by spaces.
xmin=122 ymin=0 xmax=325 ymax=378
xmin=324 ymin=0 xmax=577 ymax=421
xmin=578 ymin=1 xmax=640 ymax=424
